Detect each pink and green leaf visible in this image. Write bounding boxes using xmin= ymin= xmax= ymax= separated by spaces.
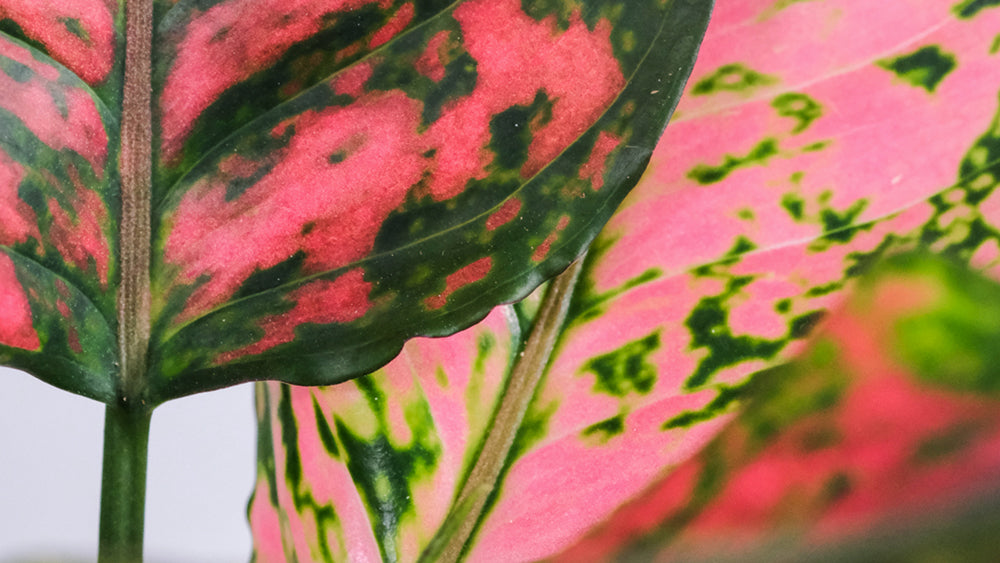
xmin=249 ymin=0 xmax=1000 ymax=560
xmin=0 ymin=30 xmax=119 ymax=398
xmin=250 ymin=307 xmax=518 ymax=561
xmin=553 ymin=252 xmax=1000 ymax=561
xmin=153 ymin=0 xmax=454 ymax=186
xmin=0 ymin=247 xmax=116 ymax=402
xmin=145 ymin=0 xmax=712 ymax=402
xmin=0 ymin=0 xmax=124 ymax=105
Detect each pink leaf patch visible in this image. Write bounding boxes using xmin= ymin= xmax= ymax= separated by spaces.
xmin=425 ymin=257 xmax=493 ymax=309
xmin=429 ymin=0 xmax=624 ymax=199
xmin=0 ymin=37 xmax=109 ymax=173
xmin=0 ymin=151 xmax=41 ymax=249
xmin=0 ymin=253 xmax=39 ymax=351
xmin=485 ymin=198 xmax=522 ymax=231
xmin=579 ymin=131 xmax=622 ymax=190
xmin=0 ymin=0 xmax=116 ymax=85
xmin=46 ymin=168 xmax=113 ymax=287
xmin=164 ymin=91 xmax=425 ymax=320
xmin=158 ymin=0 xmax=411 ymax=164
xmin=217 ymin=269 xmax=373 ymax=363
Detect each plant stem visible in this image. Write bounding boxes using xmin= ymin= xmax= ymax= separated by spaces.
xmin=431 ymin=256 xmax=586 ymax=562
xmin=98 ymin=404 xmax=152 ymax=563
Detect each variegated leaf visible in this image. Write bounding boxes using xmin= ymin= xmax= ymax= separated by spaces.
xmin=554 ymin=252 xmax=1000 ymax=561
xmin=0 ymin=248 xmax=116 ymax=401
xmin=145 ymin=0 xmax=712 ymax=402
xmin=251 ymin=307 xmax=519 ymax=561
xmin=0 ymin=25 xmax=119 ymax=399
xmin=249 ymin=0 xmax=1000 ymax=560
xmin=0 ymin=0 xmax=123 ymax=104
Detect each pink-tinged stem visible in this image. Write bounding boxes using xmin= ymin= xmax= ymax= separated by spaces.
xmin=117 ymin=0 xmax=152 ymax=393
xmin=100 ymin=0 xmax=153 ymax=559
xmin=428 ymin=256 xmax=586 ymax=562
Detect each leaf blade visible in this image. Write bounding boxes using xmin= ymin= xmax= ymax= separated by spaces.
xmin=146 ymin=0 xmax=713 ymax=403
xmin=0 ymin=247 xmax=117 ymax=402
xmin=0 ymin=31 xmax=120 ymax=401
xmin=553 ymin=253 xmax=1000 ymax=561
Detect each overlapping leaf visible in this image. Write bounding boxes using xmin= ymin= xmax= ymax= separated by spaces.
xmin=249 ymin=0 xmax=1000 ymax=560
xmin=0 ymin=0 xmax=710 ymax=404
xmin=146 ymin=0 xmax=712 ymax=402
xmin=250 ymin=307 xmax=519 ymax=561
xmin=0 ymin=14 xmax=120 ymax=400
xmin=554 ymin=253 xmax=1000 ymax=561
xmin=0 ymin=0 xmax=124 ymax=104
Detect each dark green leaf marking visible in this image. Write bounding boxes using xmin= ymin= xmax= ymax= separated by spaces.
xmin=690 ymin=63 xmax=779 ymax=96
xmin=822 ymin=471 xmax=853 ymax=503
xmin=490 ymin=91 xmax=555 ymax=170
xmin=334 ymin=377 xmax=441 ymax=562
xmin=739 ymin=337 xmax=849 ymax=444
xmin=877 ymin=45 xmax=957 ymax=93
xmin=567 ymin=236 xmax=663 ymax=324
xmin=781 ymin=192 xmax=806 ymax=220
xmin=277 ymin=385 xmax=303 ymax=489
xmin=779 ymin=188 xmax=870 ymax=245
xmin=312 ymin=395 xmax=339 ymax=458
xmin=911 ymin=422 xmax=982 ymax=465
xmin=59 ymin=17 xmax=90 ymax=42
xmin=0 ymin=54 xmax=33 ymax=82
xmin=662 ymin=383 xmax=750 ymax=429
xmin=798 ymin=424 xmax=842 ymax=453
xmin=953 ymin=0 xmax=1000 ymax=18
xmin=684 ymin=274 xmax=784 ymax=390
xmin=508 ymin=399 xmax=558 ymax=461
xmin=688 ymin=138 xmax=779 ymax=184
xmin=789 ymin=310 xmax=825 ymax=338
xmin=272 ymin=385 xmax=339 ymax=562
xmin=581 ymin=331 xmax=660 ymax=397
xmin=805 ymin=281 xmax=843 ymax=297
xmin=772 ymin=92 xmax=822 ymax=133
xmin=254 ymin=384 xmax=281 ymax=508
xmin=472 ymin=332 xmax=495 ymax=377
xmin=582 ymin=413 xmax=626 ymax=443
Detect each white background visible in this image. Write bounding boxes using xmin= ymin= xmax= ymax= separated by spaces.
xmin=0 ymin=366 xmax=255 ymax=562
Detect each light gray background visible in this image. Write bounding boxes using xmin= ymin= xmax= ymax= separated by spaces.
xmin=0 ymin=366 xmax=255 ymax=562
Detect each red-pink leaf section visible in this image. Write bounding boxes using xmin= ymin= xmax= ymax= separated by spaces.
xmin=554 ymin=255 xmax=1000 ymax=561
xmin=249 ymin=307 xmax=516 ymax=561
xmin=425 ymin=258 xmax=492 ymax=310
xmin=162 ymin=91 xmax=428 ymax=322
xmin=251 ymin=0 xmax=1000 ymax=560
xmin=0 ymin=0 xmax=117 ymax=86
xmin=217 ymin=269 xmax=373 ymax=363
xmin=157 ymin=0 xmax=427 ymax=166
xmin=0 ymin=252 xmax=40 ymax=351
xmin=0 ymin=32 xmax=116 ymax=311
xmin=156 ymin=0 xmax=624 ymax=341
xmin=0 ymin=150 xmax=41 ymax=249
xmin=0 ymin=37 xmax=109 ymax=174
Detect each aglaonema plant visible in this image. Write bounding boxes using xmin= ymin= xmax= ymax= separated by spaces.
xmin=0 ymin=0 xmax=712 ymax=561
xmin=247 ymin=0 xmax=1000 ymax=561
